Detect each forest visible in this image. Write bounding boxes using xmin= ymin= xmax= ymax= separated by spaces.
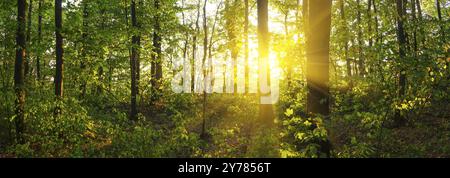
xmin=0 ymin=0 xmax=448 ymax=158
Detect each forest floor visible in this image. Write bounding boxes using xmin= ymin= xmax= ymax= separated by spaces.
xmin=0 ymin=91 xmax=449 ymax=158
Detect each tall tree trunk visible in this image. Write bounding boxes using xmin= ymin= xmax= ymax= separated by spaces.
xmin=201 ymin=0 xmax=208 ymax=138
xmin=181 ymin=0 xmax=188 ymax=92
xmin=36 ymin=0 xmax=42 ymax=80
xmin=225 ymin=0 xmax=239 ymax=94
xmin=208 ymin=1 xmax=222 ymax=89
xmin=357 ymin=0 xmax=365 ymax=77
xmin=151 ymin=0 xmax=162 ymax=97
xmin=15 ymin=0 xmax=27 ymax=143
xmin=25 ymin=0 xmax=32 ymax=77
xmin=55 ymin=0 xmax=63 ymax=99
xmin=341 ymin=0 xmax=352 ymax=89
xmin=130 ymin=0 xmax=140 ymax=120
xmin=244 ymin=0 xmax=249 ymax=94
xmin=192 ymin=0 xmax=201 ymax=93
xmin=411 ymin=0 xmax=418 ymax=56
xmin=395 ymin=0 xmax=407 ymax=127
xmin=306 ymin=0 xmax=332 ymax=157
xmin=257 ymin=0 xmax=274 ymax=126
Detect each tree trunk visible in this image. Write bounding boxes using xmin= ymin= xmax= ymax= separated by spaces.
xmin=306 ymin=0 xmax=332 ymax=157
xmin=36 ymin=0 xmax=42 ymax=80
xmin=208 ymin=1 xmax=222 ymax=89
xmin=357 ymin=0 xmax=365 ymax=77
xmin=257 ymin=0 xmax=274 ymax=126
xmin=15 ymin=0 xmax=27 ymax=143
xmin=341 ymin=0 xmax=352 ymax=91
xmin=411 ymin=0 xmax=418 ymax=56
xmin=151 ymin=0 xmax=162 ymax=97
xmin=55 ymin=0 xmax=63 ymax=99
xmin=25 ymin=0 xmax=32 ymax=77
xmin=192 ymin=0 xmax=201 ymax=93
xmin=244 ymin=0 xmax=249 ymax=94
xmin=130 ymin=0 xmax=140 ymax=120
xmin=201 ymin=0 xmax=208 ymax=138
xmin=395 ymin=0 xmax=407 ymax=127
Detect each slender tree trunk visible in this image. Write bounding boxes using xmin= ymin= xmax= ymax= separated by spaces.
xmin=395 ymin=0 xmax=407 ymax=127
xmin=244 ymin=0 xmax=249 ymax=94
xmin=411 ymin=0 xmax=418 ymax=56
xmin=55 ymin=0 xmax=63 ymax=99
xmin=307 ymin=0 xmax=331 ymax=119
xmin=257 ymin=0 xmax=274 ymax=126
xmin=306 ymin=0 xmax=332 ymax=157
xmin=341 ymin=0 xmax=352 ymax=90
xmin=15 ymin=0 xmax=27 ymax=143
xmin=284 ymin=10 xmax=292 ymax=89
xmin=130 ymin=0 xmax=140 ymax=120
xmin=208 ymin=1 xmax=222 ymax=89
xmin=36 ymin=0 xmax=42 ymax=80
xmin=201 ymin=0 xmax=208 ymax=138
xmin=151 ymin=0 xmax=162 ymax=98
xmin=357 ymin=0 xmax=365 ymax=77
xmin=192 ymin=0 xmax=201 ymax=93
xmin=25 ymin=0 xmax=32 ymax=77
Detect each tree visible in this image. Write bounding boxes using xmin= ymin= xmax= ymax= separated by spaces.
xmin=244 ymin=0 xmax=249 ymax=94
xmin=356 ymin=0 xmax=365 ymax=77
xmin=224 ymin=0 xmax=242 ymax=94
xmin=340 ymin=0 xmax=352 ymax=84
xmin=201 ymin=0 xmax=208 ymax=138
xmin=306 ymin=0 xmax=331 ymax=117
xmin=306 ymin=0 xmax=332 ymax=157
xmin=151 ymin=0 xmax=162 ymax=97
xmin=130 ymin=0 xmax=140 ymax=120
xmin=55 ymin=0 xmax=63 ymax=98
xmin=192 ymin=0 xmax=200 ymax=92
xmin=25 ymin=0 xmax=32 ymax=77
xmin=15 ymin=0 xmax=27 ymax=143
xmin=36 ymin=0 xmax=42 ymax=80
xmin=394 ymin=0 xmax=407 ymax=127
xmin=257 ymin=0 xmax=274 ymax=126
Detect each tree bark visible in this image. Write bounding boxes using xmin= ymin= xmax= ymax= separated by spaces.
xmin=306 ymin=0 xmax=331 ymax=116
xmin=357 ymin=0 xmax=365 ymax=77
xmin=257 ymin=0 xmax=274 ymax=126
xmin=15 ymin=0 xmax=27 ymax=143
xmin=192 ymin=0 xmax=201 ymax=93
xmin=341 ymin=0 xmax=352 ymax=90
xmin=244 ymin=0 xmax=249 ymax=94
xmin=130 ymin=0 xmax=140 ymax=120
xmin=201 ymin=0 xmax=208 ymax=138
xmin=25 ymin=0 xmax=32 ymax=77
xmin=306 ymin=0 xmax=332 ymax=158
xmin=395 ymin=0 xmax=407 ymax=127
xmin=151 ymin=0 xmax=162 ymax=96
xmin=36 ymin=0 xmax=42 ymax=80
xmin=55 ymin=0 xmax=63 ymax=99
